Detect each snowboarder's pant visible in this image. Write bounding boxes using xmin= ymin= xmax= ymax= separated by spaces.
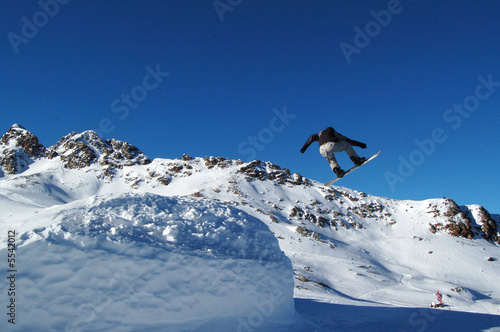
xmin=319 ymin=141 xmax=359 ymax=171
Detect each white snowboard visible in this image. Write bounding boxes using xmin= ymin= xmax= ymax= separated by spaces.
xmin=324 ymin=150 xmax=381 ymax=186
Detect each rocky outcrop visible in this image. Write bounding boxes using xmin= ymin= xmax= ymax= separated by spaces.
xmin=48 ymin=130 xmax=151 ymax=170
xmin=237 ymin=160 xmax=310 ymax=186
xmin=428 ymin=199 xmax=475 ymax=239
xmin=428 ymin=199 xmax=500 ymax=243
xmin=0 ymin=124 xmax=151 ymax=176
xmin=475 ymin=207 xmax=499 ymax=243
xmin=462 ymin=205 xmax=500 ymax=244
xmin=0 ymin=124 xmax=47 ymax=175
xmin=2 ymin=124 xmax=498 ymax=246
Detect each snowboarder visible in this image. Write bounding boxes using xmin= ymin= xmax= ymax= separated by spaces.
xmin=300 ymin=127 xmax=367 ymax=178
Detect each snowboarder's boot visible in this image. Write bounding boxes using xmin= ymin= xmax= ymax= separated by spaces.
xmin=350 ymin=156 xmax=366 ymax=167
xmin=333 ymin=167 xmax=346 ymax=178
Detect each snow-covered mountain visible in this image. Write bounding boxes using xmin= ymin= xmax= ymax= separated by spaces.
xmin=1 ymin=124 xmax=499 ymax=331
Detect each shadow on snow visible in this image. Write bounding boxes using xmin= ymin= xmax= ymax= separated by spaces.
xmin=295 ymin=298 xmax=500 ymax=332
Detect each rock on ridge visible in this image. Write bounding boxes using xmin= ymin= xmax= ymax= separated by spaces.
xmin=0 ymin=124 xmax=152 ymax=176
xmin=48 ymin=130 xmax=151 ymax=170
xmin=0 ymin=124 xmax=46 ymax=175
xmin=237 ymin=159 xmax=311 ymax=186
xmin=423 ymin=198 xmax=499 ymax=244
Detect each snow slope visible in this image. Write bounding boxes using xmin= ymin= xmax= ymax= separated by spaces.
xmin=0 ymin=125 xmax=499 ymax=331
xmin=0 ymin=193 xmax=297 ymax=331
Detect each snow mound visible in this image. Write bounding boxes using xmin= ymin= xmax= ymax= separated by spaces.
xmin=0 ymin=194 xmax=295 ymax=331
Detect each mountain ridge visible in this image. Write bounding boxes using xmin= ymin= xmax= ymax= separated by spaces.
xmin=1 ymin=124 xmax=498 ymax=248
xmin=0 ymin=124 xmax=150 ymax=176
xmin=1 ymin=124 xmax=500 ymax=329
xmin=1 ymin=123 xmax=497 ymax=222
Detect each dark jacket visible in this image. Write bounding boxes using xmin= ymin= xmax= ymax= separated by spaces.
xmin=300 ymin=127 xmax=366 ymax=153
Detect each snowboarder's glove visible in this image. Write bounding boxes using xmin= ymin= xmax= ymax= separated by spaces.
xmin=359 ymin=143 xmax=367 ymax=149
xmin=300 ymin=147 xmax=306 ymax=153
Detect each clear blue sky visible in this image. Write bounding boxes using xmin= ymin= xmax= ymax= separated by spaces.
xmin=1 ymin=1 xmax=499 ymax=213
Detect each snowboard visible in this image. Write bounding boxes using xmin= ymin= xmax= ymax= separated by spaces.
xmin=324 ymin=150 xmax=381 ymax=186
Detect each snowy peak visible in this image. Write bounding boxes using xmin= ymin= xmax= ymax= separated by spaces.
xmin=1 ymin=123 xmax=497 ymax=247
xmin=48 ymin=130 xmax=151 ymax=170
xmin=1 ymin=126 xmax=500 ymax=327
xmin=427 ymin=198 xmax=499 ymax=244
xmin=143 ymin=155 xmax=499 ymax=246
xmin=461 ymin=204 xmax=499 ymax=243
xmin=0 ymin=124 xmax=46 ymax=175
xmin=0 ymin=124 xmax=151 ymax=176
xmin=237 ymin=159 xmax=311 ymax=186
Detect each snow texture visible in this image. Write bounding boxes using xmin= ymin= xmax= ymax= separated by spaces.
xmin=1 ymin=126 xmax=499 ymax=331
xmin=0 ymin=194 xmax=295 ymax=331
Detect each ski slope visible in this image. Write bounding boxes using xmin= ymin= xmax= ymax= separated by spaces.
xmin=1 ymin=125 xmax=499 ymax=331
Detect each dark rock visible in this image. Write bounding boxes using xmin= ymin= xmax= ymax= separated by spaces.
xmin=0 ymin=124 xmax=47 ymax=175
xmin=48 ymin=130 xmax=151 ymax=170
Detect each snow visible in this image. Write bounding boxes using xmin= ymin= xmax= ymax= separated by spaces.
xmin=0 ymin=132 xmax=499 ymax=331
xmin=296 ymin=299 xmax=500 ymax=332
xmin=0 ymin=193 xmax=297 ymax=331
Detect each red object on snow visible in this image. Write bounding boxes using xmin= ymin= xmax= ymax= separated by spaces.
xmin=436 ymin=291 xmax=443 ymax=304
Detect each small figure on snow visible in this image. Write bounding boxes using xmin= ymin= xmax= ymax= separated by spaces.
xmin=430 ymin=290 xmax=445 ymax=308
xmin=300 ymin=127 xmax=367 ymax=178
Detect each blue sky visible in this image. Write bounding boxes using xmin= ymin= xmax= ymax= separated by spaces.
xmin=1 ymin=0 xmax=499 ymax=212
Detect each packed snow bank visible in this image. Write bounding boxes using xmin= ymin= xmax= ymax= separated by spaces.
xmin=0 ymin=193 xmax=296 ymax=331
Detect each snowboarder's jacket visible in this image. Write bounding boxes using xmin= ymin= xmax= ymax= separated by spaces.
xmin=300 ymin=127 xmax=366 ymax=153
